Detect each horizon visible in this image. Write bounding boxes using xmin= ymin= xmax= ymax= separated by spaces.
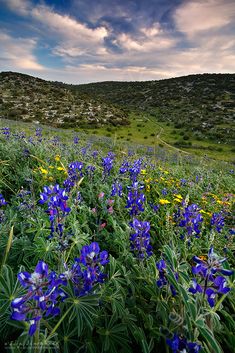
xmin=1 ymin=70 xmax=235 ymax=86
xmin=0 ymin=0 xmax=235 ymax=84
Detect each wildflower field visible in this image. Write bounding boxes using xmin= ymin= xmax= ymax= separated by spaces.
xmin=0 ymin=125 xmax=234 ymax=353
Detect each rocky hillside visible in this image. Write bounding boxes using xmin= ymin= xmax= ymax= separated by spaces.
xmin=0 ymin=72 xmax=129 ymax=128
xmin=74 ymin=74 xmax=235 ymax=143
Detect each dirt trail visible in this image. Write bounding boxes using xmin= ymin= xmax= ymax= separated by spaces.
xmin=145 ymin=117 xmax=190 ymax=155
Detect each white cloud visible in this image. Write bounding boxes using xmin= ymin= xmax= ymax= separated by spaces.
xmin=0 ymin=32 xmax=44 ymax=71
xmin=116 ymin=30 xmax=177 ymax=53
xmin=31 ymin=5 xmax=107 ymax=43
xmin=174 ymin=0 xmax=235 ymax=36
xmin=62 ymin=64 xmax=173 ymax=83
xmin=0 ymin=0 xmax=31 ymax=15
xmin=1 ymin=0 xmax=234 ymax=82
xmin=140 ymin=23 xmax=162 ymax=37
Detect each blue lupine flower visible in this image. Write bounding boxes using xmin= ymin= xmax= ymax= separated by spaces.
xmin=211 ymin=212 xmax=225 ymax=233
xmin=189 ymin=247 xmax=233 ymax=307
xmin=229 ymin=228 xmax=235 ymax=235
xmin=79 ymin=242 xmax=109 ymax=266
xmin=61 ymin=242 xmax=109 ymax=296
xmin=63 ymin=161 xmax=84 ymax=192
xmin=0 ymin=194 xmax=7 ymax=223
xmin=176 ymin=204 xmax=203 ymax=240
xmin=39 ymin=184 xmax=71 ymax=238
xmin=23 ymin=148 xmax=30 ymax=158
xmin=2 ymin=127 xmax=10 ymax=139
xmin=166 ymin=333 xmax=201 ymax=353
xmin=92 ymin=150 xmax=98 ymax=158
xmin=86 ymin=165 xmax=96 ymax=176
xmin=35 ymin=128 xmax=42 ymax=139
xmin=129 ymin=159 xmax=143 ymax=182
xmin=102 ymin=155 xmax=113 ymax=177
xmin=74 ymin=136 xmax=79 ymax=144
xmin=0 ymin=194 xmax=7 ymax=206
xmin=148 ymin=202 xmax=159 ymax=212
xmin=156 ymin=259 xmax=178 ymax=296
xmin=81 ymin=146 xmax=88 ymax=155
xmin=111 ymin=181 xmax=123 ymax=197
xmin=119 ymin=160 xmax=129 ymax=174
xmin=126 ymin=182 xmax=145 ymax=216
xmin=129 ymin=219 xmax=152 ymax=258
xmin=180 ymin=178 xmax=187 ymax=186
xmin=11 ymin=261 xmax=66 ymax=336
xmin=156 ymin=259 xmax=168 ymax=287
xmin=16 ymin=188 xmax=34 ymax=214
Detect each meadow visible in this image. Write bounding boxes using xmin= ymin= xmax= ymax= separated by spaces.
xmin=0 ymin=122 xmax=234 ymax=353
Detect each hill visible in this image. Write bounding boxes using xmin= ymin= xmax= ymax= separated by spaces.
xmin=74 ymin=74 xmax=235 ymax=144
xmin=0 ymin=72 xmax=129 ymax=128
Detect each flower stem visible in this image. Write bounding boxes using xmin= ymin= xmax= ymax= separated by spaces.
xmin=45 ymin=306 xmax=72 ymax=343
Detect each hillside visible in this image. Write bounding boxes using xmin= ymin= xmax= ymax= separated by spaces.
xmin=0 ymin=72 xmax=129 ymax=128
xmin=74 ymin=74 xmax=235 ymax=144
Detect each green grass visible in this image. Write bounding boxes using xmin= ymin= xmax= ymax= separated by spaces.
xmin=0 ymin=115 xmax=234 ymax=163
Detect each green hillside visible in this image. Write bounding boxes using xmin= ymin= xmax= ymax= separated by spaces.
xmin=0 ymin=71 xmax=129 ymax=128
xmin=74 ymin=74 xmax=235 ymax=145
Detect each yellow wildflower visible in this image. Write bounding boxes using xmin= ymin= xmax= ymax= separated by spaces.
xmin=174 ymin=198 xmax=182 ymax=203
xmin=174 ymin=194 xmax=183 ymax=200
xmin=141 ymin=169 xmax=147 ymax=175
xmin=198 ymin=255 xmax=207 ymax=261
xmin=146 ymin=185 xmax=151 ymax=192
xmin=55 ymin=155 xmax=61 ymax=162
xmin=145 ymin=178 xmax=152 ymax=183
xmin=159 ymin=199 xmax=170 ymax=205
xmin=39 ymin=167 xmax=48 ymax=175
xmin=57 ymin=167 xmax=65 ymax=171
xmin=199 ymin=210 xmax=212 ymax=216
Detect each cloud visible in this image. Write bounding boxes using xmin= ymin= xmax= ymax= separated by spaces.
xmin=116 ymin=31 xmax=177 ymax=52
xmin=174 ymin=0 xmax=235 ymax=36
xmin=0 ymin=0 xmax=234 ymax=82
xmin=1 ymin=0 xmax=31 ymax=15
xmin=63 ymin=64 xmax=173 ymax=83
xmin=2 ymin=0 xmax=109 ymax=60
xmin=140 ymin=23 xmax=162 ymax=37
xmin=31 ymin=5 xmax=108 ymax=43
xmin=0 ymin=32 xmax=44 ymax=70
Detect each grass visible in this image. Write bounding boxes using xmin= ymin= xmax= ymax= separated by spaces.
xmin=0 ymin=114 xmax=234 ymax=163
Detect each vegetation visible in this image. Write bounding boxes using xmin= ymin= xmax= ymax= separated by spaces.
xmin=74 ymin=73 xmax=235 ymax=145
xmin=0 ymin=124 xmax=234 ymax=353
xmin=0 ymin=72 xmax=129 ymax=128
xmin=1 ymin=72 xmax=234 ymax=161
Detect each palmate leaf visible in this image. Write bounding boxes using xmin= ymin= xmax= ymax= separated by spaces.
xmin=132 ymin=327 xmax=154 ymax=353
xmin=5 ymin=235 xmax=33 ymax=267
xmin=97 ymin=314 xmax=131 ymax=353
xmin=0 ymin=265 xmax=26 ymax=338
xmin=32 ymin=236 xmax=58 ymax=264
xmin=63 ymin=283 xmax=99 ymax=337
xmin=57 ymin=321 xmax=79 ymax=353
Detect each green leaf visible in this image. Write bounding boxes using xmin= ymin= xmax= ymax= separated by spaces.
xmin=199 ymin=326 xmax=222 ymax=353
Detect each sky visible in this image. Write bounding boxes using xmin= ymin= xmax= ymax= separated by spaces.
xmin=0 ymin=0 xmax=234 ymax=83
